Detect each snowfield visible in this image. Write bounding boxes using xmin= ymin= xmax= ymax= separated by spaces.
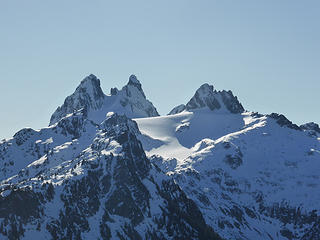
xmin=137 ymin=109 xmax=320 ymax=239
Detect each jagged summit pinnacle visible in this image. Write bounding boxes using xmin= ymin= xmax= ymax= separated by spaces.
xmin=169 ymin=83 xmax=244 ymax=115
xmin=128 ymin=74 xmax=140 ymax=85
xmin=49 ymin=74 xmax=105 ymax=125
xmin=197 ymin=83 xmax=214 ymax=93
xmin=49 ymin=74 xmax=159 ymax=126
xmin=76 ymin=74 xmax=105 ymax=99
xmin=111 ymin=74 xmax=143 ymax=95
xmin=125 ymin=74 xmax=145 ymax=98
xmin=82 ymin=73 xmax=98 ymax=81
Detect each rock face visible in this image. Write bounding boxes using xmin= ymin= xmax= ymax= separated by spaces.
xmin=49 ymin=74 xmax=159 ymax=125
xmin=110 ymin=74 xmax=159 ymax=119
xmin=49 ymin=74 xmax=105 ymax=125
xmin=0 ymin=113 xmax=221 ymax=240
xmin=300 ymin=122 xmax=320 ymax=133
xmin=268 ymin=113 xmax=301 ymax=130
xmin=169 ymin=83 xmax=244 ymax=115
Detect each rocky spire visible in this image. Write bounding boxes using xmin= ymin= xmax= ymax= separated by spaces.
xmin=300 ymin=122 xmax=320 ymax=133
xmin=123 ymin=74 xmax=146 ymax=99
xmin=128 ymin=74 xmax=141 ymax=87
xmin=49 ymin=74 xmax=159 ymax=126
xmin=116 ymin=74 xmax=158 ymax=117
xmin=169 ymin=83 xmax=244 ymax=115
xmin=49 ymin=74 xmax=105 ymax=125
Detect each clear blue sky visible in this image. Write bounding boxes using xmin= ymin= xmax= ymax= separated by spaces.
xmin=1 ymin=0 xmax=319 ymax=139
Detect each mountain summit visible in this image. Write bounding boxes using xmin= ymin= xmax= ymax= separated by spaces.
xmin=127 ymin=74 xmax=144 ymax=94
xmin=49 ymin=74 xmax=105 ymax=125
xmin=169 ymin=83 xmax=244 ymax=115
xmin=49 ymin=74 xmax=159 ymax=125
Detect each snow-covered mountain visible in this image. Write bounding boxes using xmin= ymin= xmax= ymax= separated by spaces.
xmin=0 ymin=111 xmax=220 ymax=240
xmin=1 ymin=74 xmax=319 ymax=240
xmin=136 ymin=110 xmax=320 ymax=240
xmin=49 ymin=74 xmax=159 ymax=125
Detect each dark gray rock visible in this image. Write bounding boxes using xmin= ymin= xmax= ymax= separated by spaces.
xmin=169 ymin=83 xmax=244 ymax=115
xmin=268 ymin=113 xmax=301 ymax=131
xmin=50 ymin=74 xmax=159 ymax=125
xmin=50 ymin=74 xmax=105 ymax=125
xmin=300 ymin=122 xmax=320 ymax=134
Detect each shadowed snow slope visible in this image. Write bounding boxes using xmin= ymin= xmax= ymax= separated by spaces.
xmin=136 ymin=109 xmax=248 ymax=159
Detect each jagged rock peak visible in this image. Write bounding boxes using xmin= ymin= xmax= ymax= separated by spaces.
xmin=268 ymin=113 xmax=301 ymax=131
xmin=49 ymin=74 xmax=105 ymax=126
xmin=300 ymin=122 xmax=320 ymax=133
xmin=50 ymin=74 xmax=159 ymax=126
xmin=128 ymin=74 xmax=141 ymax=85
xmin=112 ymin=74 xmax=158 ymax=117
xmin=79 ymin=73 xmax=99 ymax=85
xmin=124 ymin=74 xmax=146 ymax=98
xmin=76 ymin=74 xmax=104 ymax=95
xmin=169 ymin=83 xmax=244 ymax=115
xmin=196 ymin=83 xmax=214 ymax=95
xmin=76 ymin=74 xmax=105 ymax=102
